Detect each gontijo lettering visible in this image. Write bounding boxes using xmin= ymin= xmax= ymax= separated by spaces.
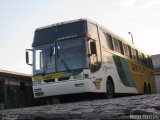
xmin=131 ymin=63 xmax=145 ymax=73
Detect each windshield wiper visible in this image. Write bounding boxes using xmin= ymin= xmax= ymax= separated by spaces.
xmin=57 ymin=54 xmax=70 ymax=71
xmin=61 ymin=58 xmax=70 ymax=71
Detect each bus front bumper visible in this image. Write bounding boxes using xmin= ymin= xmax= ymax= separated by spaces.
xmin=33 ymin=79 xmax=93 ymax=98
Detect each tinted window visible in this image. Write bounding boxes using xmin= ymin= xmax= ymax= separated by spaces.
xmin=105 ymin=33 xmax=114 ymax=50
xmin=131 ymin=48 xmax=138 ymax=60
xmin=138 ymin=52 xmax=143 ymax=62
xmin=128 ymin=46 xmax=132 ymax=58
xmin=113 ymin=38 xmax=120 ymax=53
xmin=56 ymin=38 xmax=87 ymax=71
xmin=113 ymin=38 xmax=124 ymax=55
xmin=99 ymin=29 xmax=114 ymax=50
xmin=87 ymin=22 xmax=98 ymax=40
xmin=33 ymin=37 xmax=88 ymax=76
xmin=135 ymin=50 xmax=139 ymax=61
xmin=89 ymin=39 xmax=101 ymax=73
xmin=123 ymin=44 xmax=132 ymax=58
xmin=119 ymin=41 xmax=124 ymax=55
xmin=33 ymin=21 xmax=86 ymax=47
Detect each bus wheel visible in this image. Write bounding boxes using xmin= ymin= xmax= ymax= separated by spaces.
xmin=143 ymin=83 xmax=148 ymax=94
xmin=148 ymin=84 xmax=151 ymax=94
xmin=106 ymin=79 xmax=114 ymax=98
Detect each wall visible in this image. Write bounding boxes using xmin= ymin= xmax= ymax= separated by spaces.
xmin=4 ymin=78 xmax=34 ymax=108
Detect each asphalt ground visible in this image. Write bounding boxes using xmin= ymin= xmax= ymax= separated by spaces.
xmin=0 ymin=94 xmax=160 ymax=120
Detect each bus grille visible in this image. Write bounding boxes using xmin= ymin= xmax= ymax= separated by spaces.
xmin=58 ymin=77 xmax=70 ymax=81
xmin=44 ymin=79 xmax=55 ymax=83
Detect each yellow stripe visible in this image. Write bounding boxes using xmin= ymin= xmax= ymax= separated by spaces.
xmin=33 ymin=72 xmax=64 ymax=80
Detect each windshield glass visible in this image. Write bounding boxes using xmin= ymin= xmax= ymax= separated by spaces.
xmin=34 ymin=44 xmax=55 ymax=75
xmin=57 ymin=37 xmax=86 ymax=71
xmin=33 ymin=37 xmax=87 ymax=75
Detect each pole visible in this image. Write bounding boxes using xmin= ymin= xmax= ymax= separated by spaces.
xmin=128 ymin=32 xmax=134 ymax=44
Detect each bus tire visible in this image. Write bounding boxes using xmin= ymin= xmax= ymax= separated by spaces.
xmin=148 ymin=84 xmax=151 ymax=94
xmin=143 ymin=83 xmax=148 ymax=94
xmin=106 ymin=78 xmax=115 ymax=98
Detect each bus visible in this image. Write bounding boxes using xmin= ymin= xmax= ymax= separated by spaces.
xmin=26 ymin=18 xmax=156 ymax=99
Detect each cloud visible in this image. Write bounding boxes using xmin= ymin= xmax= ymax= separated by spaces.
xmin=141 ymin=0 xmax=160 ymax=8
xmin=120 ymin=0 xmax=137 ymax=7
xmin=133 ymin=0 xmax=160 ymax=18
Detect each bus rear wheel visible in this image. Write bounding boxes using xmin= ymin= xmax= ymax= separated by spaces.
xmin=143 ymin=83 xmax=148 ymax=94
xmin=106 ymin=79 xmax=114 ymax=98
xmin=148 ymin=84 xmax=151 ymax=94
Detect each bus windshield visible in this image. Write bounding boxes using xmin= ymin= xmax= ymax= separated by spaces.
xmin=33 ymin=37 xmax=87 ymax=75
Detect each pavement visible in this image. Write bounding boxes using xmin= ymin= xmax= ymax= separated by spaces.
xmin=0 ymin=94 xmax=160 ymax=120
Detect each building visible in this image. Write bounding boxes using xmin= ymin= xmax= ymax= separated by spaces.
xmin=152 ymin=54 xmax=160 ymax=93
xmin=0 ymin=69 xmax=34 ymax=109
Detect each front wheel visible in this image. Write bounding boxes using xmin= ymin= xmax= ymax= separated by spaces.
xmin=106 ymin=79 xmax=115 ymax=98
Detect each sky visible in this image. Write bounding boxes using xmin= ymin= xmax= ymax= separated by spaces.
xmin=0 ymin=0 xmax=160 ymax=74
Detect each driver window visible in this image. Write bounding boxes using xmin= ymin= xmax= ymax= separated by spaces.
xmin=89 ymin=39 xmax=101 ymax=72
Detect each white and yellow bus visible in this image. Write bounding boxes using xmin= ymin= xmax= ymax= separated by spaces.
xmin=26 ymin=19 xmax=156 ymax=99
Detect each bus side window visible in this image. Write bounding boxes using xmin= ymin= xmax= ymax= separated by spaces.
xmin=131 ymin=48 xmax=138 ymax=60
xmin=135 ymin=50 xmax=139 ymax=61
xmin=89 ymin=39 xmax=101 ymax=72
xmin=99 ymin=29 xmax=109 ymax=49
xmin=105 ymin=33 xmax=114 ymax=50
xmin=113 ymin=38 xmax=118 ymax=52
xmin=123 ymin=44 xmax=127 ymax=56
xmin=87 ymin=22 xmax=101 ymax=73
xmin=113 ymin=38 xmax=124 ymax=55
xmin=99 ymin=28 xmax=114 ymax=51
xmin=87 ymin=22 xmax=99 ymax=40
xmin=90 ymin=41 xmax=97 ymax=55
xmin=128 ymin=46 xmax=132 ymax=58
xmin=123 ymin=44 xmax=132 ymax=58
xmin=138 ymin=52 xmax=143 ymax=63
xmin=119 ymin=41 xmax=124 ymax=55
xmin=142 ymin=53 xmax=145 ymax=64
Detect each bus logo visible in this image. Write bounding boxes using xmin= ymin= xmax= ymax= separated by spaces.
xmin=93 ymin=79 xmax=102 ymax=90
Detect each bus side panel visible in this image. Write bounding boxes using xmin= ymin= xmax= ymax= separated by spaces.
xmin=125 ymin=59 xmax=156 ymax=94
xmin=100 ymin=49 xmax=137 ymax=94
xmin=113 ymin=54 xmax=156 ymax=94
xmin=110 ymin=54 xmax=137 ymax=93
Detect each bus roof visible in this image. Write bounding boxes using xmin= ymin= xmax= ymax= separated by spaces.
xmin=34 ymin=18 xmax=150 ymax=55
xmin=36 ymin=18 xmax=96 ymax=31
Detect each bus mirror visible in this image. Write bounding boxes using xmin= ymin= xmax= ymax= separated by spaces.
xmin=26 ymin=49 xmax=33 ymax=66
xmin=26 ymin=51 xmax=29 ymax=64
xmin=90 ymin=41 xmax=97 ymax=55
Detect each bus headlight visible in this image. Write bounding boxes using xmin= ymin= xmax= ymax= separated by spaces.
xmin=73 ymin=73 xmax=90 ymax=80
xmin=73 ymin=74 xmax=83 ymax=79
xmin=77 ymin=74 xmax=84 ymax=79
xmin=84 ymin=74 xmax=89 ymax=79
